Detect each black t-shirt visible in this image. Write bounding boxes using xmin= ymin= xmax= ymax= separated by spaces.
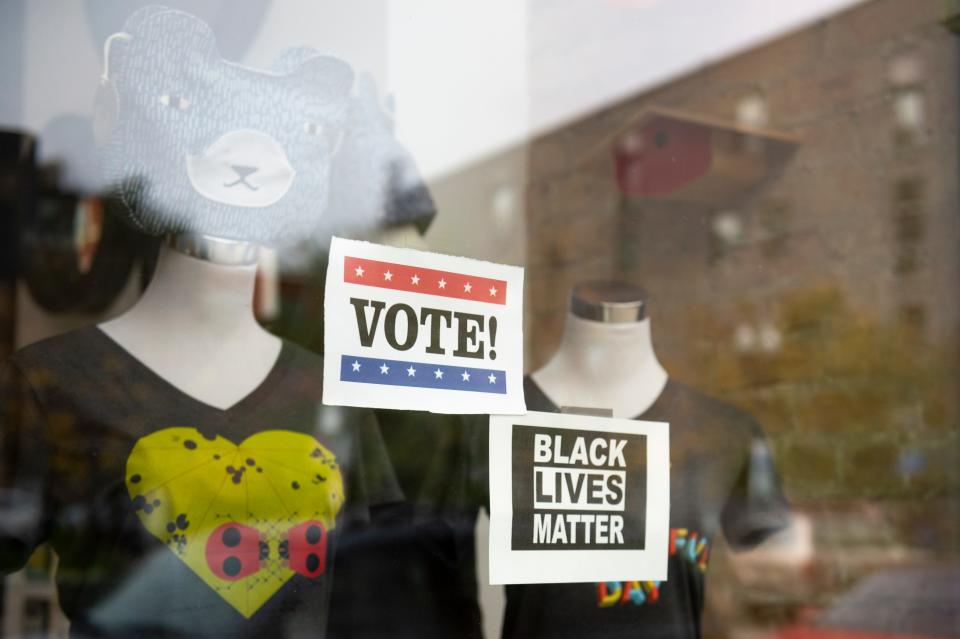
xmin=326 ymin=409 xmax=488 ymax=639
xmin=502 ymin=377 xmax=790 ymax=639
xmin=0 ymin=326 xmax=402 ymax=639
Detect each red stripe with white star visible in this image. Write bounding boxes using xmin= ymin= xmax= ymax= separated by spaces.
xmin=343 ymin=256 xmax=507 ymax=305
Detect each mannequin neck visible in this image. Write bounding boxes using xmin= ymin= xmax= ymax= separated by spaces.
xmin=130 ymin=243 xmax=260 ymax=333
xmin=99 ymin=239 xmax=281 ymax=410
xmin=532 ymin=313 xmax=668 ymax=418
xmin=551 ymin=314 xmax=662 ymax=381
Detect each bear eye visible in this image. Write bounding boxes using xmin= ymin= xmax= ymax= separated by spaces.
xmin=304 ymin=122 xmax=344 ymax=153
xmin=159 ymin=94 xmax=191 ymax=111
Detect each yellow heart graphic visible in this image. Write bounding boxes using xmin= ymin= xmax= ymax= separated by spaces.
xmin=125 ymin=427 xmax=344 ymax=618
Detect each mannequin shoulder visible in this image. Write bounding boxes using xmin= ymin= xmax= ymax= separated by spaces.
xmin=3 ymin=326 xmax=115 ymax=401
xmin=273 ymin=339 xmax=328 ymax=392
xmin=8 ymin=325 xmax=106 ymax=371
xmin=277 ymin=338 xmax=324 ymax=369
xmin=661 ymin=380 xmax=762 ymax=437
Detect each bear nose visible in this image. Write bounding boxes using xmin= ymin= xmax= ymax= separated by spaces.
xmin=231 ymin=164 xmax=258 ymax=178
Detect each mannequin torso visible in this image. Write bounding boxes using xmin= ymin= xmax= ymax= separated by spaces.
xmin=505 ymin=288 xmax=792 ymax=639
xmin=531 ymin=285 xmax=668 ymax=419
xmin=99 ymin=236 xmax=281 ymax=410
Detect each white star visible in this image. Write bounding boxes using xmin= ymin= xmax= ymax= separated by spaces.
xmin=406 ymin=366 xmax=416 ymax=377
xmin=384 ymin=270 xmax=393 ymax=281
xmin=380 ymin=363 xmax=389 ymax=375
xmin=488 ymin=373 xmax=497 ymax=384
xmin=411 ymin=274 xmax=420 ymax=285
xmin=489 ymin=286 xmax=498 ymax=296
xmin=464 ymin=282 xmax=472 ymax=293
xmin=461 ymin=371 xmax=471 ymax=382
xmin=434 ymin=369 xmax=444 ymax=380
xmin=438 ymin=278 xmax=446 ymax=289
xmin=351 ymin=360 xmax=361 ymax=372
xmin=354 ymin=265 xmax=365 ymax=277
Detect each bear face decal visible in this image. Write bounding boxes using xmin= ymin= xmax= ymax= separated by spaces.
xmin=100 ymin=6 xmax=353 ymax=246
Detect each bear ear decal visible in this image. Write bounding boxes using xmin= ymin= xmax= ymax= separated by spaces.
xmin=121 ymin=5 xmax=219 ymax=63
xmin=288 ymin=54 xmax=355 ymax=102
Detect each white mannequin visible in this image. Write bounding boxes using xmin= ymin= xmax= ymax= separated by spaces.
xmin=531 ymin=281 xmax=668 ymax=419
xmin=99 ymin=234 xmax=281 ymax=410
xmin=96 ymin=216 xmax=427 ymax=413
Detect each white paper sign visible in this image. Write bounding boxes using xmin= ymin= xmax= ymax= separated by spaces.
xmin=489 ymin=411 xmax=670 ymax=584
xmin=323 ymin=237 xmax=525 ymax=414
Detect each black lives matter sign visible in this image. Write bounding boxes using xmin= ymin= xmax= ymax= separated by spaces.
xmin=511 ymin=425 xmax=647 ymax=550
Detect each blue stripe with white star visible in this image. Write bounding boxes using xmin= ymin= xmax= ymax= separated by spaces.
xmin=339 ymin=355 xmax=506 ymax=394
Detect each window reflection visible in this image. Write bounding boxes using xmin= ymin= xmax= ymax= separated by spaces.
xmin=1 ymin=1 xmax=958 ymax=638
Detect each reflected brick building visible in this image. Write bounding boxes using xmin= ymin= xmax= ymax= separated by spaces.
xmin=432 ymin=0 xmax=959 ymax=634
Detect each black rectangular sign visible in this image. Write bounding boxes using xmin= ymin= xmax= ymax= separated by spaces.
xmin=511 ymin=424 xmax=647 ymax=550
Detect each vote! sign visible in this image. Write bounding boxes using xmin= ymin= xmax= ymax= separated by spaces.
xmin=489 ymin=411 xmax=670 ymax=584
xmin=323 ymin=237 xmax=525 ymax=413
